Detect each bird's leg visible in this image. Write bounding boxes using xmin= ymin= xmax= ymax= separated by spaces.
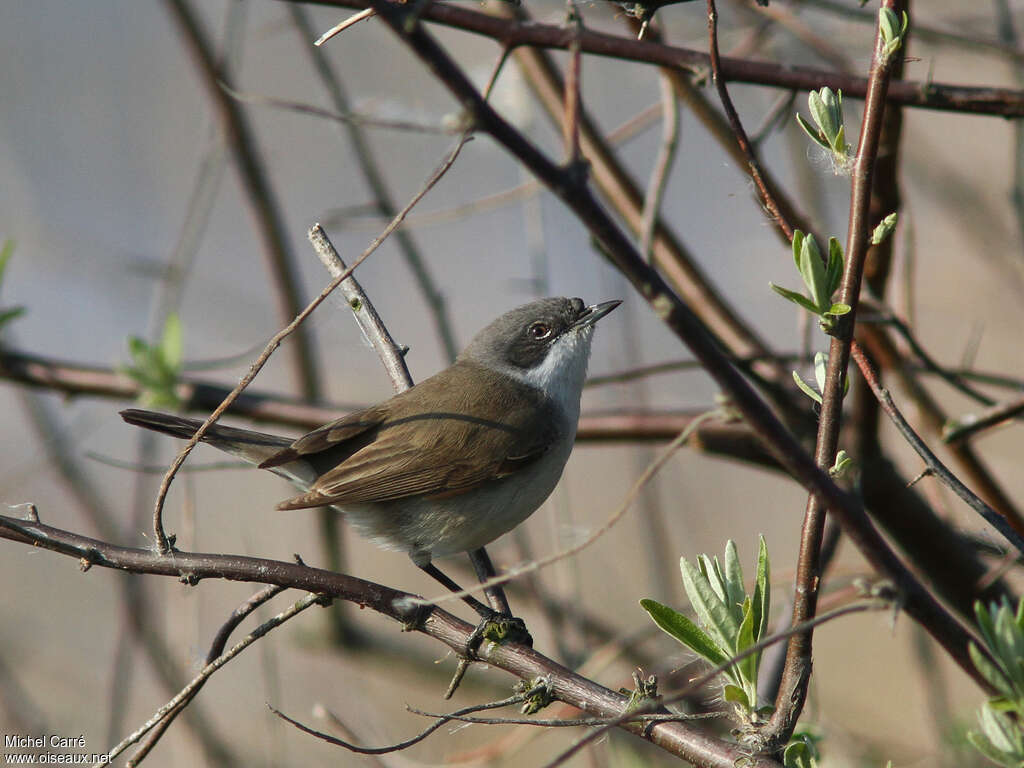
xmin=466 ymin=547 xmax=532 ymax=651
xmin=415 ymin=551 xmax=532 ymax=658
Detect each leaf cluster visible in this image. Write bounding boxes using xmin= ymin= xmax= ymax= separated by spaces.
xmin=770 ymin=230 xmax=850 ymax=334
xmin=968 ymin=598 xmax=1024 ymax=765
xmin=640 ymin=537 xmax=770 ymax=718
xmin=119 ymin=314 xmax=184 ymax=410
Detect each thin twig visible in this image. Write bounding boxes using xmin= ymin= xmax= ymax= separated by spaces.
xmin=271 ymin=692 xmax=529 ymax=754
xmin=101 ymin=593 xmax=323 ymax=767
xmin=706 ymin=0 xmax=793 ymax=240
xmin=127 ymin=584 xmax=289 ymax=766
xmin=851 ymin=340 xmax=1024 ymax=556
xmin=163 ymin=0 xmax=321 ymax=401
xmin=314 ymin=7 xmax=375 ymax=45
xmin=290 ymin=4 xmax=460 ymax=362
xmin=639 ymin=72 xmax=680 ymax=261
xmin=308 ymin=224 xmax=413 ymax=392
xmin=943 ymin=392 xmax=1024 ymax=444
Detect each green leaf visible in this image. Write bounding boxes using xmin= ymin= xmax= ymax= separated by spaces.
xmin=722 ymin=684 xmax=749 ymax=708
xmin=813 ymin=351 xmax=828 ymax=394
xmin=681 ymin=556 xmax=741 ymax=655
xmin=753 ymin=535 xmax=770 ymax=642
xmin=736 ymin=597 xmax=759 ymax=687
xmin=782 ymin=741 xmax=813 ymax=768
xmin=979 ymin=702 xmax=1023 ymax=754
xmin=791 ymin=230 xmax=805 ymax=272
xmin=0 ymin=306 xmax=25 ymax=328
xmin=723 ymin=539 xmax=746 ymax=620
xmin=639 ymin=599 xmax=730 ymax=667
xmin=969 ymin=642 xmax=1014 ymax=700
xmin=871 ymin=212 xmax=898 ymax=245
xmin=827 ymin=303 xmax=851 ymax=316
xmin=798 ymin=234 xmax=830 ymax=311
xmin=0 ymin=239 xmax=14 ymax=280
xmin=826 ymin=237 xmax=844 ymax=295
xmin=160 ymin=313 xmax=183 ymax=374
xmin=770 ymin=283 xmax=821 ymax=316
xmin=795 ymin=114 xmax=830 ymax=150
xmin=792 ymin=370 xmax=822 ymax=404
xmin=830 ymin=449 xmax=853 ymax=478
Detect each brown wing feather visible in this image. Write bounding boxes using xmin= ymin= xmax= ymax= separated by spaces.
xmin=258 ymin=404 xmax=388 ymax=469
xmin=275 ymin=361 xmax=561 ymax=510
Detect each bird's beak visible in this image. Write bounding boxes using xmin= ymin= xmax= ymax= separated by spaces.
xmin=573 ymin=299 xmax=622 ymax=329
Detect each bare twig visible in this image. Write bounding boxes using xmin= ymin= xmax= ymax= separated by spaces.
xmin=943 ymin=393 xmax=1024 ymax=444
xmin=314 ymin=7 xmax=375 ymax=45
xmin=126 ymin=584 xmax=289 ymax=766
xmin=163 ymin=0 xmax=321 ymax=400
xmin=639 ymin=72 xmax=680 ymax=261
xmin=101 ymin=593 xmax=323 ymax=767
xmin=307 ymin=224 xmax=413 ymax=392
xmin=706 ymin=0 xmax=793 ymax=240
xmin=851 ymin=340 xmax=1024 ymax=556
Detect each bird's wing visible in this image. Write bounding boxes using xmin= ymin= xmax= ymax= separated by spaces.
xmin=275 ymin=365 xmax=561 ymax=510
xmin=258 ymin=404 xmax=389 ymax=470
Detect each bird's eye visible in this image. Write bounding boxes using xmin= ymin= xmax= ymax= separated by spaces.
xmin=528 ymin=322 xmax=552 ymax=340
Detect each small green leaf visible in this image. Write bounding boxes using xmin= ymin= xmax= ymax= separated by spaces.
xmin=795 ymin=114 xmax=830 ymax=151
xmin=681 ymin=557 xmax=741 ymax=655
xmin=871 ymin=212 xmax=898 ymax=245
xmin=826 ymin=237 xmax=844 ymax=295
xmin=792 ymin=370 xmax=822 ymax=404
xmin=798 ymin=234 xmax=830 ymax=311
xmin=736 ymin=597 xmax=759 ymax=686
xmin=791 ymin=230 xmax=806 ymax=272
xmin=0 ymin=306 xmax=25 ymax=328
xmin=969 ymin=642 xmax=1014 ymax=700
xmin=723 ymin=539 xmax=746 ymax=620
xmin=770 ymin=283 xmax=821 ymax=316
xmin=830 ymin=449 xmax=853 ymax=478
xmin=722 ymin=684 xmax=749 ymax=708
xmin=160 ymin=314 xmax=183 ymax=373
xmin=813 ymin=351 xmax=828 ymax=393
xmin=639 ymin=599 xmax=730 ymax=668
xmin=753 ymin=535 xmax=770 ymax=642
xmin=827 ymin=303 xmax=852 ymax=317
xmin=783 ymin=741 xmax=812 ymax=768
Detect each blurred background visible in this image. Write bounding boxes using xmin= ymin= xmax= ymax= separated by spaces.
xmin=1 ymin=0 xmax=1023 ymax=765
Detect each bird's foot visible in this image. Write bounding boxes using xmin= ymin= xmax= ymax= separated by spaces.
xmin=465 ymin=611 xmax=533 ymax=658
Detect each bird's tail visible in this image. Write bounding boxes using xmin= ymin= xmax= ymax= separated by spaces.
xmin=120 ymin=409 xmax=315 ymax=487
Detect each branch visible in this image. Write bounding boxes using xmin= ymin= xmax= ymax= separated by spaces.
xmin=764 ymin=2 xmax=901 ymax=745
xmin=299 ymin=0 xmax=1024 ymax=117
xmin=0 ymin=512 xmax=778 ymax=768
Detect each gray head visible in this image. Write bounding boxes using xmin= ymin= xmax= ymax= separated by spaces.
xmin=460 ymin=297 xmax=620 ymax=402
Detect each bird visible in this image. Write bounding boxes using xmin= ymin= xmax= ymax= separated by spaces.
xmin=121 ymin=296 xmax=620 ymax=648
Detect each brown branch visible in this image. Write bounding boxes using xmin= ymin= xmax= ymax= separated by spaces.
xmin=850 ymin=341 xmax=1024 ymax=556
xmin=300 ymin=0 xmax=1024 ymax=117
xmin=943 ymin=393 xmax=1024 ymax=444
xmin=763 ymin=3 xmax=902 ymax=746
xmin=706 ymin=0 xmax=793 ymax=240
xmin=0 ymin=512 xmax=780 ymax=768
